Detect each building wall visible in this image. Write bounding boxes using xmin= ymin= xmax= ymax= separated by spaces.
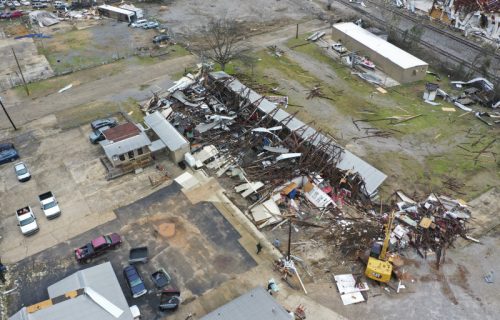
xmin=110 ymin=146 xmax=151 ymax=167
xmin=170 ymin=145 xmax=190 ymax=164
xmin=331 ymin=28 xmax=428 ymax=83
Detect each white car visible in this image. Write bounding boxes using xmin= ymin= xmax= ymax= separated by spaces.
xmin=16 ymin=206 xmax=39 ymax=236
xmin=130 ymin=19 xmax=147 ymax=28
xmin=39 ymin=191 xmax=61 ymax=219
xmin=332 ymin=42 xmax=347 ymax=54
xmin=20 ymin=0 xmax=30 ymax=5
xmin=14 ymin=162 xmax=31 ymax=182
xmin=13 ymin=0 xmax=20 ymax=6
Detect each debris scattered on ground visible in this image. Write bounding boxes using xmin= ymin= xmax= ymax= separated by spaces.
xmin=58 ymin=84 xmax=73 ymax=93
xmin=29 ymin=11 xmax=60 ymax=27
xmin=306 ymin=31 xmax=325 ymax=42
xmin=484 ymin=271 xmax=494 ymax=284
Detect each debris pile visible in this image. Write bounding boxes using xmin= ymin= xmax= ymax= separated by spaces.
xmin=140 ymin=69 xmax=379 ymax=213
xmin=29 ymin=11 xmax=60 ymax=27
xmin=422 ymin=77 xmax=500 ymax=125
xmin=391 ymin=191 xmax=473 ymax=268
xmin=137 ymin=69 xmax=480 ymax=301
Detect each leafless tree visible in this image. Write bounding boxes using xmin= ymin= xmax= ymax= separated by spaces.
xmin=199 ymin=17 xmax=246 ymax=71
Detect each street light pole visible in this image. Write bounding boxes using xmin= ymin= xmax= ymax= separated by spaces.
xmin=0 ymin=97 xmax=17 ymax=130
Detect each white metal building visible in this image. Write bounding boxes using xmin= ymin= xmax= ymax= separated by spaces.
xmin=332 ymin=22 xmax=428 ymax=83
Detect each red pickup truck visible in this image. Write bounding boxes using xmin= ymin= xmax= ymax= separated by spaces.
xmin=75 ymin=233 xmax=122 ymax=263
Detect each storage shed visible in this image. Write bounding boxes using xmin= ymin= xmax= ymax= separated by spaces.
xmin=331 ymin=22 xmax=428 ymax=83
xmin=144 ymin=111 xmax=190 ymax=163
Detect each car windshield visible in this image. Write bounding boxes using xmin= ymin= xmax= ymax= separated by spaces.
xmin=20 ymin=216 xmax=35 ymax=226
xmin=43 ymin=201 xmax=57 ymax=210
xmin=16 ymin=167 xmax=27 ymax=175
xmin=130 ymin=278 xmax=143 ymax=287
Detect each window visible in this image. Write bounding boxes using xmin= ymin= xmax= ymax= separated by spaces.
xmin=137 ymin=148 xmax=143 ymax=155
xmin=119 ymin=154 xmax=126 ymax=161
xmin=128 ymin=151 xmax=135 ymax=159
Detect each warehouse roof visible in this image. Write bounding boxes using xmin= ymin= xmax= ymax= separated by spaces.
xmin=201 ymin=287 xmax=292 ymax=320
xmin=333 ymin=22 xmax=427 ymax=69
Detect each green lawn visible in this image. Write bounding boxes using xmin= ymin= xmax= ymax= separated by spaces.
xmin=55 ymin=99 xmax=143 ymax=130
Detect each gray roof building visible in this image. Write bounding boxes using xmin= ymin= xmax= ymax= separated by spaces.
xmin=100 ymin=122 xmax=151 ymax=160
xmin=201 ymin=287 xmax=293 ymax=320
xmin=210 ymin=71 xmax=387 ymax=196
xmin=9 ymin=262 xmax=134 ymax=320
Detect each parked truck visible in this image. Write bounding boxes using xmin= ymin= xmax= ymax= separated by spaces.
xmin=75 ymin=233 xmax=122 ymax=263
xmin=16 ymin=206 xmax=39 ymax=236
xmin=38 ymin=191 xmax=61 ymax=219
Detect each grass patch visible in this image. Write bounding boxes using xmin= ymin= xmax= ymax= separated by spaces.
xmin=167 ymin=44 xmax=191 ymax=59
xmin=55 ymin=99 xmax=143 ymax=130
xmin=15 ymin=60 xmax=126 ymax=99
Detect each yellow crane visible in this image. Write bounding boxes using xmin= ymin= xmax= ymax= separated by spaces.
xmin=365 ymin=211 xmax=394 ymax=283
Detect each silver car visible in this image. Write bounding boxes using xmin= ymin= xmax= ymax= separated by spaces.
xmin=14 ymin=162 xmax=31 ymax=182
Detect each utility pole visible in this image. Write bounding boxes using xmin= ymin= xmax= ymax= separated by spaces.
xmin=0 ymin=97 xmax=17 ymax=131
xmin=287 ymin=218 xmax=292 ymax=260
xmin=295 ymin=24 xmax=299 ymax=39
xmin=11 ymin=47 xmax=30 ymax=96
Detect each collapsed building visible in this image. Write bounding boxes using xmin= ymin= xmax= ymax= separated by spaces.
xmin=397 ymin=0 xmax=500 ymax=44
xmin=138 ymin=70 xmax=476 ymax=299
xmin=143 ymin=70 xmax=387 ymax=202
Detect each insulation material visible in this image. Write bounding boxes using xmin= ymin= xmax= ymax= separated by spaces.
xmin=334 ymin=274 xmax=368 ymax=306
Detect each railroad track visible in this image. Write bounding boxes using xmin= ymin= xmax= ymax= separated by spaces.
xmin=333 ymin=0 xmax=500 ymax=83
xmin=365 ymin=0 xmax=500 ymax=58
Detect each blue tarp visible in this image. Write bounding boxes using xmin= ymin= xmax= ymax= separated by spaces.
xmin=15 ymin=33 xmax=52 ymax=40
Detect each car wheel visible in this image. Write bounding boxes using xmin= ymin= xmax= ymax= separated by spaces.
xmin=10 ymin=157 xmax=15 ymax=162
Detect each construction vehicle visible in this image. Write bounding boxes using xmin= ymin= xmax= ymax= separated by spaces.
xmin=365 ymin=211 xmax=394 ymax=283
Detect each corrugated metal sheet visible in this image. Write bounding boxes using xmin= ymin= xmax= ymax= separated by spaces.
xmin=144 ymin=111 xmax=189 ymax=151
xmin=214 ymin=73 xmax=387 ymax=195
xmin=201 ymin=287 xmax=292 ymax=320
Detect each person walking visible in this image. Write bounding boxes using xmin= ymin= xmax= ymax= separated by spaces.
xmin=0 ymin=260 xmax=7 ymax=283
xmin=256 ymin=242 xmax=263 ymax=254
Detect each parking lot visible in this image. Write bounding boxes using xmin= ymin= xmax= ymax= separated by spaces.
xmin=0 ymin=115 xmax=155 ymax=263
xmin=6 ymin=182 xmax=257 ymax=319
xmin=0 ymin=113 xmax=260 ymax=319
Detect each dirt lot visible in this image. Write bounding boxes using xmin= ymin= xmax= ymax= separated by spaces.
xmin=37 ymin=19 xmax=161 ymax=74
xmin=146 ymin=0 xmax=314 ymax=36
